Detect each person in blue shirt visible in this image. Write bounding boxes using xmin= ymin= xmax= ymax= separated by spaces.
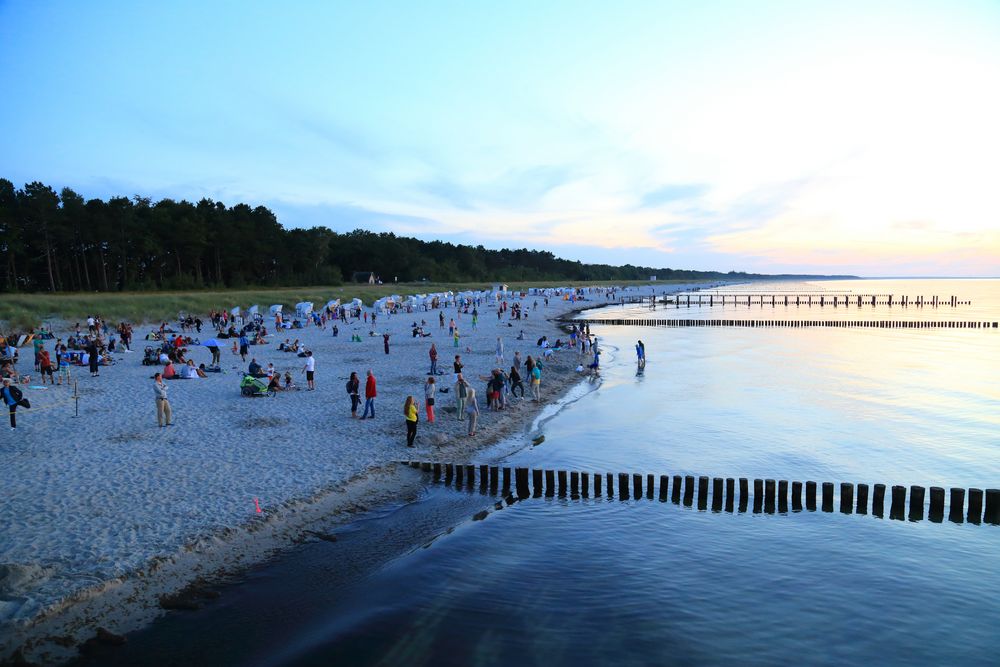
xmin=1 ymin=378 xmax=22 ymax=429
xmin=238 ymin=333 xmax=250 ymax=362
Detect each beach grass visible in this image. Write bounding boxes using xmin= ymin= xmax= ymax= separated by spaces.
xmin=0 ymin=279 xmax=700 ymax=330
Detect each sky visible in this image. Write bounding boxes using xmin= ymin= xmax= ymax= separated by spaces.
xmin=1 ymin=0 xmax=999 ymax=276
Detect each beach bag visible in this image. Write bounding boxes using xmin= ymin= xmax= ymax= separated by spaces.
xmin=427 ymin=397 xmax=435 ymax=406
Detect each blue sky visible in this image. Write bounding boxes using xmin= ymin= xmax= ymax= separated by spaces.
xmin=2 ymin=0 xmax=999 ymax=275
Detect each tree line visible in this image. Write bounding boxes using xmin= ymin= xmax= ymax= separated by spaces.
xmin=0 ymin=179 xmax=846 ymax=292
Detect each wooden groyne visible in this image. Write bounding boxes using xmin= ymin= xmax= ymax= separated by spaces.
xmin=565 ymin=318 xmax=998 ymax=329
xmin=401 ymin=462 xmax=1000 ymax=526
xmin=665 ymin=294 xmax=970 ymax=307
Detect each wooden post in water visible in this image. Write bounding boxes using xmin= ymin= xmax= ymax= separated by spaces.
xmin=619 ymin=473 xmax=630 ymax=500
xmin=778 ymin=480 xmax=788 ymax=513
xmin=806 ymin=481 xmax=817 ymax=511
xmin=606 ymin=472 xmax=614 ymax=498
xmin=502 ymin=467 xmax=512 ymax=494
xmin=968 ymin=488 xmax=983 ymax=524
xmin=822 ymin=482 xmax=834 ymax=512
xmin=929 ymin=487 xmax=945 ymax=523
xmin=455 ymin=464 xmax=464 ymax=487
xmin=672 ymin=475 xmax=682 ymax=503
xmin=466 ymin=465 xmax=476 ymax=487
xmin=594 ymin=472 xmax=602 ymax=497
xmin=949 ymin=487 xmax=965 ymax=523
xmin=712 ymin=477 xmax=724 ymax=512
xmin=489 ymin=466 xmax=498 ymax=493
xmin=698 ymin=476 xmax=709 ymax=510
xmin=873 ymin=483 xmax=886 ymax=517
xmin=739 ymin=478 xmax=749 ymax=512
xmin=659 ymin=475 xmax=669 ymax=501
xmin=764 ymin=479 xmax=776 ymax=514
xmin=433 ymin=462 xmax=442 ymax=481
xmin=545 ymin=470 xmax=555 ymax=497
xmin=984 ymin=489 xmax=1000 ymax=525
xmin=633 ymin=473 xmax=642 ymax=499
xmin=581 ymin=472 xmax=590 ymax=498
xmin=753 ymin=479 xmax=764 ymax=513
xmin=726 ymin=478 xmax=735 ymax=513
xmin=856 ymin=483 xmax=869 ymax=515
xmin=515 ymin=467 xmax=530 ymax=499
xmin=480 ymin=465 xmax=489 ymax=491
xmin=909 ymin=485 xmax=926 ymax=521
xmin=570 ymin=471 xmax=580 ymax=498
xmin=647 ymin=474 xmax=655 ymax=500
xmin=445 ymin=463 xmax=455 ymax=485
xmin=684 ymin=475 xmax=695 ymax=506
xmin=890 ymin=485 xmax=906 ymax=520
xmin=558 ymin=470 xmax=568 ymax=497
xmin=792 ymin=481 xmax=803 ymax=511
xmin=840 ymin=483 xmax=854 ymax=514
xmin=530 ymin=469 xmax=542 ymax=497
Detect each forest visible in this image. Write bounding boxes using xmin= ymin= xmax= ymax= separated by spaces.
xmin=0 ymin=179 xmax=841 ymax=293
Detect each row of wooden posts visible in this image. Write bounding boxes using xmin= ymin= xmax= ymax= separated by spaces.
xmin=571 ymin=318 xmax=999 ymax=329
xmin=402 ymin=462 xmax=1000 ymax=525
xmin=665 ymin=294 xmax=970 ymax=307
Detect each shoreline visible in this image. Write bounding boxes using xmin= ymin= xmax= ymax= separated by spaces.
xmin=1 ymin=289 xmax=643 ymax=664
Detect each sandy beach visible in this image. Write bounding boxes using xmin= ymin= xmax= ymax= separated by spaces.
xmin=0 ymin=284 xmax=706 ymax=663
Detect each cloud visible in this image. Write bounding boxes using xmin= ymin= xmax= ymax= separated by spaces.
xmin=639 ymin=183 xmax=708 ymax=208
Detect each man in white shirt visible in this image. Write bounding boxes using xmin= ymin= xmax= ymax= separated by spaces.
xmin=302 ymin=351 xmax=316 ymax=390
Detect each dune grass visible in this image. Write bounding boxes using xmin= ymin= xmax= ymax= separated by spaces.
xmin=0 ymin=279 xmax=698 ymax=331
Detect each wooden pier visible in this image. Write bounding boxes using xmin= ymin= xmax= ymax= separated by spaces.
xmin=402 ymin=462 xmax=1000 ymax=526
xmin=663 ymin=294 xmax=971 ymax=307
xmin=565 ymin=318 xmax=998 ymax=329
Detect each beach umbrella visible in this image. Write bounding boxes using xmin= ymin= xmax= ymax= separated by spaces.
xmin=201 ymin=338 xmax=221 ymax=347
xmin=248 ymin=305 xmax=259 ymax=316
xmin=230 ymin=306 xmax=241 ymax=316
xmin=269 ymin=304 xmax=283 ymax=315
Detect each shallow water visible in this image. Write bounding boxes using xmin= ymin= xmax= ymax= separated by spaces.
xmin=79 ymin=279 xmax=1000 ymax=666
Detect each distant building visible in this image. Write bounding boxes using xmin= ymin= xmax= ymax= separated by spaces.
xmin=352 ymin=271 xmax=377 ymax=284
xmin=649 ymin=275 xmax=657 ymax=281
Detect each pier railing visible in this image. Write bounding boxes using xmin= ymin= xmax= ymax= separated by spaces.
xmin=563 ymin=318 xmax=998 ymax=329
xmin=400 ymin=462 xmax=1000 ymax=526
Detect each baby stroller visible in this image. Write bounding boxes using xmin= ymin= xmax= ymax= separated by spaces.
xmin=142 ymin=346 xmax=160 ymax=366
xmin=240 ymin=374 xmax=275 ymax=397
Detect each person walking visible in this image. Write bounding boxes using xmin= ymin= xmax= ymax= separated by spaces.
xmin=154 ymin=372 xmax=172 ymax=427
xmin=454 ymin=373 xmax=468 ymax=421
xmin=301 ymin=350 xmax=316 ymax=390
xmin=346 ymin=371 xmax=361 ymax=418
xmin=509 ymin=365 xmax=524 ymax=399
xmin=361 ymin=369 xmax=377 ymax=419
xmin=429 ymin=343 xmax=438 ymax=375
xmin=38 ymin=349 xmax=54 ymax=385
xmin=383 ymin=332 xmax=390 ymax=355
xmin=424 ymin=376 xmax=436 ymax=422
xmin=404 ymin=395 xmax=419 ymax=448
xmin=238 ymin=333 xmax=249 ymax=362
xmin=465 ymin=387 xmax=479 ymax=436
xmin=1 ymin=378 xmax=22 ymax=430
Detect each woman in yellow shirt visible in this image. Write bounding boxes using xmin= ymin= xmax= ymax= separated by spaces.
xmin=404 ymin=395 xmax=419 ymax=448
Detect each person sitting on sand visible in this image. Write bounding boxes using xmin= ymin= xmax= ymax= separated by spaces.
xmin=283 ymin=371 xmax=296 ymax=390
xmin=163 ymin=360 xmax=177 ymax=379
xmin=278 ymin=339 xmax=290 ymax=351
xmin=267 ymin=374 xmax=282 ymax=393
xmin=186 ymin=360 xmax=206 ymax=379
xmin=247 ymin=358 xmax=265 ymax=378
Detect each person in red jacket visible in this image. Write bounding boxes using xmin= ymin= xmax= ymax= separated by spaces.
xmin=361 ymin=369 xmax=377 ymax=419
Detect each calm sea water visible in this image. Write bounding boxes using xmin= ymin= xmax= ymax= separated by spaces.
xmin=78 ymin=279 xmax=1000 ymax=667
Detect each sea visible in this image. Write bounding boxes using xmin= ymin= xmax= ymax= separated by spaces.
xmin=76 ymin=279 xmax=1000 ymax=667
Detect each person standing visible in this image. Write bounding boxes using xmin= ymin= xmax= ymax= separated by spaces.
xmin=1 ymin=378 xmax=21 ymax=430
xmin=404 ymin=395 xmax=419 ymax=448
xmin=429 ymin=343 xmax=438 ymax=375
xmin=302 ymin=350 xmax=316 ymax=390
xmin=361 ymin=369 xmax=377 ymax=419
xmin=530 ymin=364 xmax=541 ymax=401
xmin=383 ymin=332 xmax=390 ymax=355
xmin=154 ymin=373 xmax=172 ymax=427
xmin=454 ymin=374 xmax=468 ymax=421
xmin=424 ymin=376 xmax=436 ymax=422
xmin=86 ymin=339 xmax=100 ymax=377
xmin=495 ymin=337 xmax=504 ymax=366
xmin=509 ymin=365 xmax=524 ymax=398
xmin=38 ymin=349 xmax=54 ymax=385
xmin=346 ymin=371 xmax=361 ymax=418
xmin=465 ymin=387 xmax=479 ymax=436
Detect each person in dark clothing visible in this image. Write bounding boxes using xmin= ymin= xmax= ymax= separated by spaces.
xmin=346 ymin=371 xmax=361 ymax=418
xmin=509 ymin=365 xmax=524 ymax=398
xmin=86 ymin=340 xmax=100 ymax=377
